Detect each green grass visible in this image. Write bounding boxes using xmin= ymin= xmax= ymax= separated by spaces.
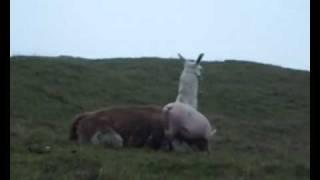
xmin=10 ymin=56 xmax=309 ymax=180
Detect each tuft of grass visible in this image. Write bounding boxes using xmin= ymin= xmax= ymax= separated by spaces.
xmin=11 ymin=56 xmax=309 ymax=180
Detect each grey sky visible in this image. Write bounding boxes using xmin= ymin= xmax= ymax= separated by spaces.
xmin=10 ymin=0 xmax=309 ymax=70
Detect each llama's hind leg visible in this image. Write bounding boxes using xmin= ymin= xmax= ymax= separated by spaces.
xmin=172 ymin=134 xmax=192 ymax=152
xmin=195 ymin=138 xmax=209 ymax=153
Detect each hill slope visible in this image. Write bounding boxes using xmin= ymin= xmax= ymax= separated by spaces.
xmin=10 ymin=56 xmax=310 ymax=180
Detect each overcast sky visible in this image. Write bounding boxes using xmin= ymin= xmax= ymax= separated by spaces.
xmin=10 ymin=0 xmax=309 ymax=70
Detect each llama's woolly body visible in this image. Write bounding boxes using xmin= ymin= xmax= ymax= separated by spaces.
xmin=163 ymin=102 xmax=214 ymax=140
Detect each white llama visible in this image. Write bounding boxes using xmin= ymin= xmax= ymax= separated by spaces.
xmin=162 ymin=53 xmax=216 ymax=152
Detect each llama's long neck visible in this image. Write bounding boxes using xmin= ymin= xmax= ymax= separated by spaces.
xmin=175 ymin=68 xmax=199 ymax=109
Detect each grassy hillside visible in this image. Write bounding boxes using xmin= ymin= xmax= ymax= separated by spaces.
xmin=10 ymin=56 xmax=310 ymax=180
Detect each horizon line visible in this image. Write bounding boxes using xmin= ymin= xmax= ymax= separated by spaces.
xmin=10 ymin=53 xmax=310 ymax=72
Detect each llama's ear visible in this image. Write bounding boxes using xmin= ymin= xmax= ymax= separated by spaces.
xmin=196 ymin=53 xmax=204 ymax=64
xmin=177 ymin=53 xmax=186 ymax=61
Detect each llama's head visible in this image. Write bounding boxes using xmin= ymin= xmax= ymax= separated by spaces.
xmin=178 ymin=53 xmax=204 ymax=79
